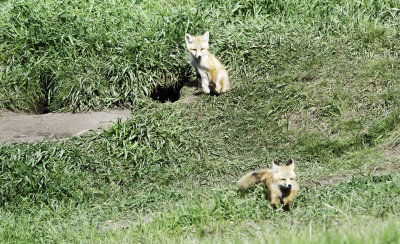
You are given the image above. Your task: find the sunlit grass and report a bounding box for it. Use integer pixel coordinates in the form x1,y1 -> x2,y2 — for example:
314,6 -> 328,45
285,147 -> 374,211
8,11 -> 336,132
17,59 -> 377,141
0,0 -> 400,242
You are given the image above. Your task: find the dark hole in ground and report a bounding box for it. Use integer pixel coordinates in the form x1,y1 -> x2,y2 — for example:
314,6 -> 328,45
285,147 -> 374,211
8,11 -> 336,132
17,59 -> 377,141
150,84 -> 183,103
150,67 -> 194,103
31,96 -> 52,114
30,71 -> 54,114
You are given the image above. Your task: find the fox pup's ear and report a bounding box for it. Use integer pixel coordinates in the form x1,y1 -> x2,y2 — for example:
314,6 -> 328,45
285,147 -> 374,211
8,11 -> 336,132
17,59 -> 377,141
202,31 -> 209,42
272,160 -> 279,172
285,159 -> 295,170
285,159 -> 293,166
185,33 -> 193,44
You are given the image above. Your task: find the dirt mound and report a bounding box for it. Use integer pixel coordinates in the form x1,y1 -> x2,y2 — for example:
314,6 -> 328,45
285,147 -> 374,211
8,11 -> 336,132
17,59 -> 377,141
0,110 -> 131,143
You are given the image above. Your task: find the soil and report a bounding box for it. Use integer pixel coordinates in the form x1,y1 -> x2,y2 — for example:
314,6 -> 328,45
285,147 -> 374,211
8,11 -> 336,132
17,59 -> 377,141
0,82 -> 201,144
0,110 -> 131,143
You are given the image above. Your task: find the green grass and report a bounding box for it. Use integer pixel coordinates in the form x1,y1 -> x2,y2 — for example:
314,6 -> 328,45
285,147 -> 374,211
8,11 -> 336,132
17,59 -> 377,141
1,0 -> 400,242
1,0 -> 399,113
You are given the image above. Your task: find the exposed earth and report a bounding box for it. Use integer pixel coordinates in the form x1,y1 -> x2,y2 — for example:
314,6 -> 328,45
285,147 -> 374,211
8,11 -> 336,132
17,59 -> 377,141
0,83 -> 200,144
0,110 -> 131,143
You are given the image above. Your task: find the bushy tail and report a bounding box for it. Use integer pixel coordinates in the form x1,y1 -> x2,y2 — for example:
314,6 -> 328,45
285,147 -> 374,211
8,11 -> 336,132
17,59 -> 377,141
237,170 -> 269,189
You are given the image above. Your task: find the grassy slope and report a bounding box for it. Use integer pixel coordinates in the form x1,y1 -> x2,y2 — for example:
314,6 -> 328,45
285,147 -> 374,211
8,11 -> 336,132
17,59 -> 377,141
1,0 -> 400,242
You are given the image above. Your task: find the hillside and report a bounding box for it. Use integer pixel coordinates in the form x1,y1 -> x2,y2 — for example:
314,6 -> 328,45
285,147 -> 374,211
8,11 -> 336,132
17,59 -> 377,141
1,0 -> 400,242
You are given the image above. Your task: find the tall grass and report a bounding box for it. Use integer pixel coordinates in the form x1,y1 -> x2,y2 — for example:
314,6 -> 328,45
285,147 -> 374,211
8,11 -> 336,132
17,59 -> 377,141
0,105 -> 198,207
0,0 -> 400,242
1,0 -> 399,112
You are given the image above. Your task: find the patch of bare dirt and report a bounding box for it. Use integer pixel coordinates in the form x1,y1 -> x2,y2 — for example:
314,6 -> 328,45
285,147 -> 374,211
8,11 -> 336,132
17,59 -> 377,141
175,80 -> 199,104
307,174 -> 353,187
382,136 -> 400,160
0,110 -> 130,143
306,164 -> 400,187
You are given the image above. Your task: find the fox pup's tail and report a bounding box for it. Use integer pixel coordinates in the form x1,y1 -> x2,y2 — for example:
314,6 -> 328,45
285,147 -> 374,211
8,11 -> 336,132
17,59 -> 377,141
237,170 -> 269,189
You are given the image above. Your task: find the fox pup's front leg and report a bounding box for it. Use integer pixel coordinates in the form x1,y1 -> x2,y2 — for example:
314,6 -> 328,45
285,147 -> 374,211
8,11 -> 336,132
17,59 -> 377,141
282,198 -> 292,211
282,190 -> 297,211
268,187 -> 282,210
195,71 -> 201,92
271,195 -> 292,211
195,70 -> 210,94
196,70 -> 210,94
270,196 -> 281,210
200,75 -> 210,94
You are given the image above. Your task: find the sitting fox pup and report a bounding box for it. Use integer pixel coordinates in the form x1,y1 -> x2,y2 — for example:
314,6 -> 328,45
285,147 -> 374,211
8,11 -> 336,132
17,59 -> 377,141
185,31 -> 230,94
237,159 -> 299,211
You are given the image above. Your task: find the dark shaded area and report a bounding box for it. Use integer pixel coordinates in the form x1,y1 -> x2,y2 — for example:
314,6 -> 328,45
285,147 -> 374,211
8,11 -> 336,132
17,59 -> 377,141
32,99 -> 48,114
150,67 -> 195,103
150,84 -> 184,103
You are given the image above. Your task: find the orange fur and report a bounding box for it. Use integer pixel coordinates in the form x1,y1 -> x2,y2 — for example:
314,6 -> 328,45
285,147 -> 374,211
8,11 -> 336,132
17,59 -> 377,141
237,159 -> 299,211
185,31 -> 230,94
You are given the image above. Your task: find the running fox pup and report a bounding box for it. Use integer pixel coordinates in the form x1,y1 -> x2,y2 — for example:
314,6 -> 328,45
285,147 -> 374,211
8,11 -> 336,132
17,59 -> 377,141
237,159 -> 299,211
185,31 -> 230,94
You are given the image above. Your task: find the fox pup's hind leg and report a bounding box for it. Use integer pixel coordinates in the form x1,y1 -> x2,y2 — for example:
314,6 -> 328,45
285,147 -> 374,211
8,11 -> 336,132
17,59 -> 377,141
215,71 -> 223,94
220,71 -> 230,93
215,70 -> 229,94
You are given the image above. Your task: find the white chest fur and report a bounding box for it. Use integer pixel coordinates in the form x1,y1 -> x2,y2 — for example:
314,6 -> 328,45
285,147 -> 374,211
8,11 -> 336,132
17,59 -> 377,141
189,53 -> 209,71
188,53 -> 211,93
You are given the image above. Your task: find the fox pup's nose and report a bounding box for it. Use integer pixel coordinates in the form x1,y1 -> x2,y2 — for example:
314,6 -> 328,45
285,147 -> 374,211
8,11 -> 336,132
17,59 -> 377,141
287,184 -> 292,188
196,54 -> 202,58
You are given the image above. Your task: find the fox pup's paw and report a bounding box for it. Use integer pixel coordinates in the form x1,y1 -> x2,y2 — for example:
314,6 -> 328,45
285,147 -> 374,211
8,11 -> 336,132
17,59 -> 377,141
194,87 -> 210,94
202,87 -> 211,94
193,88 -> 202,95
193,88 -> 208,95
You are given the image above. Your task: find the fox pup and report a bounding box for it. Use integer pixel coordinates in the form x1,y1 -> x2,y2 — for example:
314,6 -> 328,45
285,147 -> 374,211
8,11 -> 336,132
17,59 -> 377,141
185,31 -> 230,94
237,159 -> 299,211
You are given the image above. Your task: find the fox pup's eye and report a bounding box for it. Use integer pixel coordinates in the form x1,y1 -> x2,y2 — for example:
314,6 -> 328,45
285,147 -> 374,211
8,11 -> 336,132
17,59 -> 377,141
290,178 -> 294,180
201,48 -> 205,51
280,178 -> 285,181
191,49 -> 196,51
